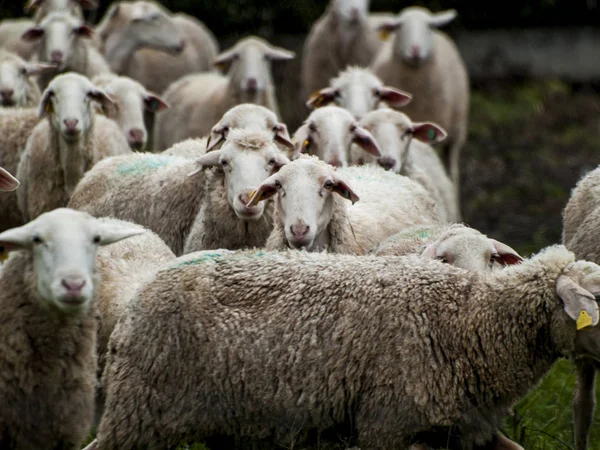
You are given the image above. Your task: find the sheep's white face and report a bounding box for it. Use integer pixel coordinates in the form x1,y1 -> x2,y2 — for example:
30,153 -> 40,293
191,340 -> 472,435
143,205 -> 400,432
104,1 -> 184,56
0,209 -> 142,313
248,157 -> 359,251
99,76 -> 167,150
332,0 -> 369,23
40,73 -> 113,141
0,57 -> 53,107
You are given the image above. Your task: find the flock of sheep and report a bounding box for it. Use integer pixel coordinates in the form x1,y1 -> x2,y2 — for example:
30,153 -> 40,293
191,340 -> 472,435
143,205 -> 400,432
0,0 -> 598,449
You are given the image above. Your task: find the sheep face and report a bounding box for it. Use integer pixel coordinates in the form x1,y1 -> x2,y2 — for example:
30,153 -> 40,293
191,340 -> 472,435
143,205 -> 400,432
331,0 -> 369,24
22,12 -> 94,71
293,106 -> 380,168
249,156 -> 359,251
214,37 -> 294,98
0,54 -> 54,107
39,72 -> 114,141
0,209 -> 142,313
378,7 -> 456,66
193,130 -> 289,221
355,108 -> 446,173
98,76 -> 168,150
307,68 -> 411,120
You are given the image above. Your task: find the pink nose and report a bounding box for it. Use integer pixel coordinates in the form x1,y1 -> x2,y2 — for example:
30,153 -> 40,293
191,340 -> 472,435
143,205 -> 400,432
329,158 -> 342,168
378,156 -> 396,171
246,78 -> 258,91
410,45 -> 421,58
176,39 -> 186,52
0,88 -> 13,100
239,192 -> 252,206
128,128 -> 144,144
63,118 -> 78,131
61,277 -> 86,294
290,223 -> 310,240
50,50 -> 63,63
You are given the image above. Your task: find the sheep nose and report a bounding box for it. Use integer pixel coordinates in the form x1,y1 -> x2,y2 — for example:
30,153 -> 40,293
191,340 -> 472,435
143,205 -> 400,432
176,39 -> 186,52
63,118 -> 79,131
0,88 -> 14,100
410,45 -> 421,58
128,128 -> 145,147
329,157 -> 342,168
378,157 -> 396,171
290,223 -> 310,240
61,277 -> 86,294
351,7 -> 360,19
246,78 -> 258,92
238,192 -> 252,206
50,50 -> 63,63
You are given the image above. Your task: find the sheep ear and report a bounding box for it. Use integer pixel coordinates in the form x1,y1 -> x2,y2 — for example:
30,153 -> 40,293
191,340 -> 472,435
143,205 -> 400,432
0,167 -> 19,192
270,154 -> 290,173
75,24 -> 94,38
144,93 -> 169,112
188,150 -> 221,177
490,239 -> 523,266
273,124 -> 294,151
411,122 -> 447,144
214,48 -> 238,71
292,123 -> 311,157
247,174 -> 279,206
331,175 -> 359,204
421,243 -> 438,260
22,62 -> 57,76
206,126 -> 228,152
0,222 -> 35,253
24,0 -> 43,13
306,87 -> 338,109
93,221 -> 145,246
377,19 -> 401,41
21,26 -> 44,41
264,45 -> 295,61
352,126 -> 381,157
88,89 -> 115,110
39,89 -> 54,118
556,275 -> 599,330
377,87 -> 412,108
428,9 -> 457,28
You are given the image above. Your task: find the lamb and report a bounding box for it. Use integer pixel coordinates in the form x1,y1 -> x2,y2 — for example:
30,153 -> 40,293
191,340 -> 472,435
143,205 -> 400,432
371,6 -> 469,200
249,155 -> 439,254
292,105 -> 381,167
16,72 -> 131,222
25,0 -> 98,23
95,1 -> 216,96
153,36 -> 295,151
350,108 -> 459,222
0,167 -> 19,192
69,128 -> 289,256
0,108 -> 42,231
0,50 -> 56,108
302,0 -> 383,100
21,12 -> 111,90
86,244 -> 600,450
306,66 -> 412,120
0,208 -> 143,450
92,73 -> 168,150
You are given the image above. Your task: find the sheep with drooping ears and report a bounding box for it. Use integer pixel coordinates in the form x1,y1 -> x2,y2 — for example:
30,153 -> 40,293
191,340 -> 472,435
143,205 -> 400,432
87,244 -> 600,450
153,36 -> 294,151
371,6 -> 469,202
0,50 -> 56,108
249,155 -> 439,254
16,72 -> 131,222
0,208 -> 143,450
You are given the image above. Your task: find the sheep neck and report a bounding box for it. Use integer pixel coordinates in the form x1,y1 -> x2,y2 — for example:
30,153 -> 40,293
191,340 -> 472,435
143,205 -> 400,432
103,30 -> 139,74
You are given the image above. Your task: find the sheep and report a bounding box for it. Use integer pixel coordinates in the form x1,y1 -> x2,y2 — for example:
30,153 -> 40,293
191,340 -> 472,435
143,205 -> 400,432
301,0 -> 383,100
16,72 -> 132,222
292,105 -> 382,168
248,155 -> 439,254
21,12 -> 111,91
0,208 -> 143,450
306,66 -> 412,120
87,244 -> 600,450
0,108 -> 42,231
0,167 -> 19,192
0,50 -> 56,108
153,36 -> 295,151
0,19 -> 37,61
25,0 -> 98,23
371,6 -> 469,200
92,73 -> 168,150
350,108 -> 459,222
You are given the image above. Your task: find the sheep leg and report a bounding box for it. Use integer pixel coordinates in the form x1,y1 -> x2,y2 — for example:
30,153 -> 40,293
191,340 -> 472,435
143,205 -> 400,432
574,359 -> 596,450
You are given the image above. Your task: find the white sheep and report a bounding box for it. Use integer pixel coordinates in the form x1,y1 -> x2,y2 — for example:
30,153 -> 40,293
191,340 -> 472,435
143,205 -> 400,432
153,36 -> 295,151
92,73 -> 168,150
0,50 -> 55,108
306,66 -> 412,120
95,1 -> 217,97
88,245 -> 600,450
25,0 -> 97,23
248,155 -> 439,254
16,72 -> 132,222
21,12 -> 111,90
292,105 -> 381,167
301,0 -> 382,100
371,6 -> 469,200
0,208 -> 143,450
350,108 -> 459,222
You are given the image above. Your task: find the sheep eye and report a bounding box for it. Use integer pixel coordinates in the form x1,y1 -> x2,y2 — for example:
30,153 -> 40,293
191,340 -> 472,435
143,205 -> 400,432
274,180 -> 282,190
220,159 -> 229,166
324,180 -> 334,189
93,236 -> 101,244
308,123 -> 317,133
268,158 -> 277,166
32,235 -> 43,244
594,294 -> 600,303
349,124 -> 357,132
436,255 -> 447,263
373,88 -> 381,97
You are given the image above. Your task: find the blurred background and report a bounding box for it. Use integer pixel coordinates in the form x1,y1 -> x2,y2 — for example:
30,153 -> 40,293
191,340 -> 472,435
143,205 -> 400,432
3,0 -> 600,448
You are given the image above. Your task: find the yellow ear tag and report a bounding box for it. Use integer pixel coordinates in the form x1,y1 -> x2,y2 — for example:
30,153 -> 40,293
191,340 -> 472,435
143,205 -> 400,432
379,29 -> 391,41
249,190 -> 260,205
0,248 -> 8,262
577,310 -> 593,330
215,62 -> 226,71
45,102 -> 53,114
308,90 -> 325,107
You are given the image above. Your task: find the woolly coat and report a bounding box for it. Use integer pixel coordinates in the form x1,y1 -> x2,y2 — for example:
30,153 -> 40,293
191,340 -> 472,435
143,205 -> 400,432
0,251 -> 98,450
0,51 -> 43,108
562,165 -> 600,248
17,114 -> 131,222
95,245 -> 582,450
68,153 -> 203,256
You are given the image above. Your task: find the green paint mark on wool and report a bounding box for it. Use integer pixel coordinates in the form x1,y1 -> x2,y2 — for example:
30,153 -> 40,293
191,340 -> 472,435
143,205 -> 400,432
169,250 -> 269,269
396,226 -> 433,240
117,156 -> 173,175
